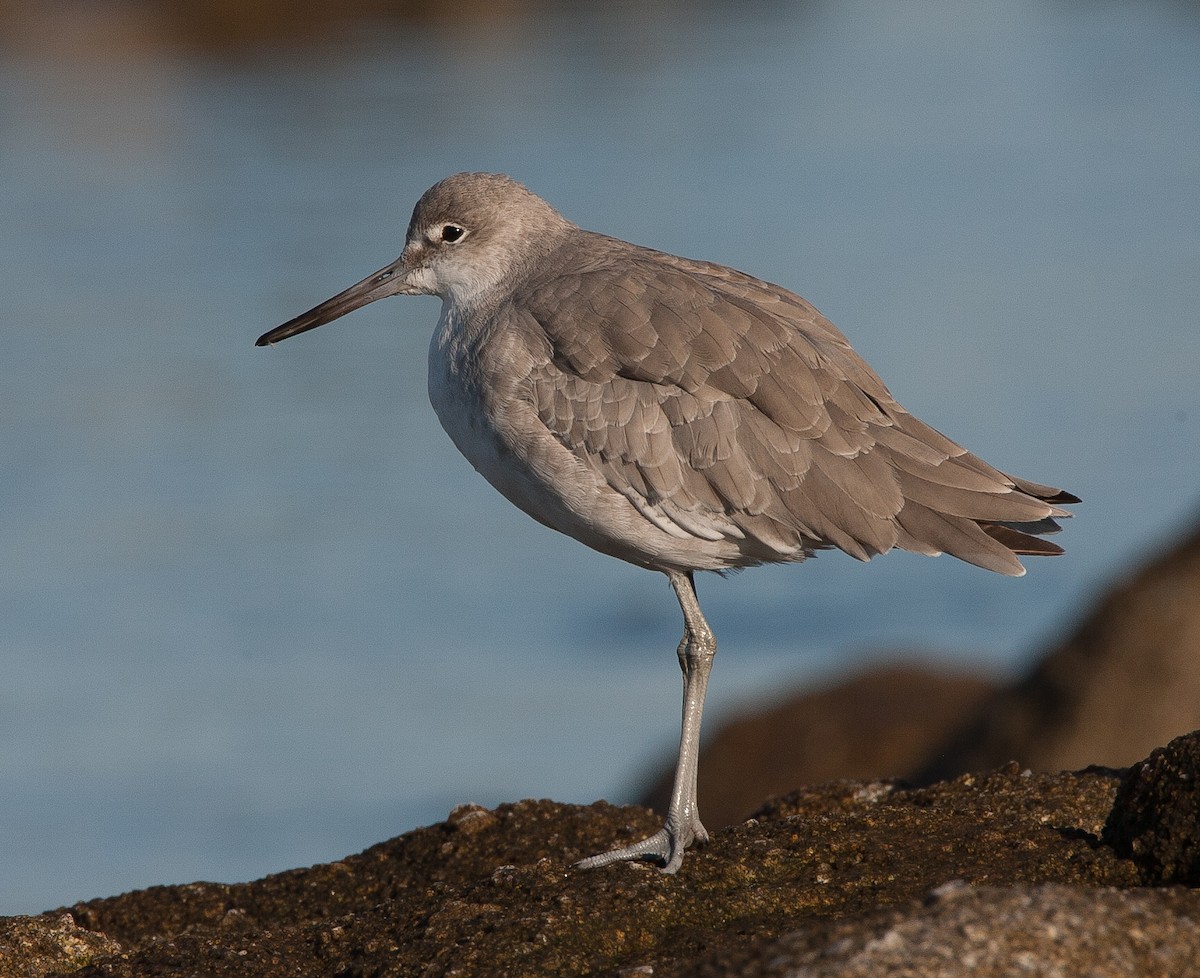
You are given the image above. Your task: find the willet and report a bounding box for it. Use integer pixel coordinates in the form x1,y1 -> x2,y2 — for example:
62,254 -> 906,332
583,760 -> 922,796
256,172 -> 1077,873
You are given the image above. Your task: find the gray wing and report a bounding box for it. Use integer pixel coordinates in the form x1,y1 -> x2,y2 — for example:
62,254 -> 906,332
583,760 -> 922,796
517,235 -> 1074,575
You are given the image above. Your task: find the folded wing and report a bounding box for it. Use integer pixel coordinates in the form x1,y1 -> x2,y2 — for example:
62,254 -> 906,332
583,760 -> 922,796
518,235 -> 1076,575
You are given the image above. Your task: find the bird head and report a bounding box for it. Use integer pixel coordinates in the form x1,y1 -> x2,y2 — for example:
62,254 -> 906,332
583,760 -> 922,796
255,172 -> 573,347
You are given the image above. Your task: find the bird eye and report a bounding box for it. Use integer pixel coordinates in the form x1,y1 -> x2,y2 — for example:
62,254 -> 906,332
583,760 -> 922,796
440,224 -> 465,243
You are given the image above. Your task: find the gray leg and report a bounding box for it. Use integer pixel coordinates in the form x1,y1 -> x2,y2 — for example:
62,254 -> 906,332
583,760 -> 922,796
574,570 -> 714,873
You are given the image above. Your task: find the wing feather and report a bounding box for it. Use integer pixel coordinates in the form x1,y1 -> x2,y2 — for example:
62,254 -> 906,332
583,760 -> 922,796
513,232 -> 1074,571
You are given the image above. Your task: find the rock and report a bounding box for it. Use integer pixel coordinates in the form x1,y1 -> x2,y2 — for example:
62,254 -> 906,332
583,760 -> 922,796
0,912 -> 123,978
706,883 -> 1200,977
11,745 -> 1186,977
922,515 -> 1200,779
1105,730 -> 1200,885
639,664 -> 997,828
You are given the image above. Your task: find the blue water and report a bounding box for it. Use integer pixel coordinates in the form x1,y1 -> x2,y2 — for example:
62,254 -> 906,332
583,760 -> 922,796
1,1 -> 1198,914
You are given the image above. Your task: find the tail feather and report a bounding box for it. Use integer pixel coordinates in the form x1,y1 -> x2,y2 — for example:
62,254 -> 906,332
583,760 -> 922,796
891,474 -> 1078,573
977,478 -> 1078,562
981,523 -> 1067,557
1008,476 -> 1081,507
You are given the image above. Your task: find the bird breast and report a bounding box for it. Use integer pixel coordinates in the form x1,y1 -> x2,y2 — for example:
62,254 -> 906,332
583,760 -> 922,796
425,300 -> 749,573
427,300 -> 592,538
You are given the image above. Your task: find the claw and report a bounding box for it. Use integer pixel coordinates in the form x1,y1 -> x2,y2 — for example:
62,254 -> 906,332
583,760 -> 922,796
573,815 -> 708,874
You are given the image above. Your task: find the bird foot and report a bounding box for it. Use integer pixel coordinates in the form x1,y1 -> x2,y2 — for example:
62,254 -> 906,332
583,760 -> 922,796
573,815 -> 709,874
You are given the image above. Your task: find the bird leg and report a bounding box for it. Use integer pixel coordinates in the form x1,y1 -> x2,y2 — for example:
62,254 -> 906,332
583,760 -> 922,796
574,570 -> 714,873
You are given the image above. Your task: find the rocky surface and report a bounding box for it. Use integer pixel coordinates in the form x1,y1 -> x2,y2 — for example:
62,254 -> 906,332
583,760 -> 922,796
1105,731 -> 1200,886
4,734 -> 1200,976
715,882 -> 1200,978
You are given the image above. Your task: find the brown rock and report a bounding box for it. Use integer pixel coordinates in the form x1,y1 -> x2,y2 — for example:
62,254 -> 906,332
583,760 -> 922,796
705,883 -> 1200,978
1105,729 -> 1200,885
8,749 -> 1168,977
923,515 -> 1200,779
0,912 -> 123,978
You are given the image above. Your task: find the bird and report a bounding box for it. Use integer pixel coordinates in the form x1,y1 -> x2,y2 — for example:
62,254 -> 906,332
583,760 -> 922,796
256,172 -> 1077,873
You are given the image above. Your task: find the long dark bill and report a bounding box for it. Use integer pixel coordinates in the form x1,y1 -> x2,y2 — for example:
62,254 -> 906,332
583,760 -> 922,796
255,262 -> 402,347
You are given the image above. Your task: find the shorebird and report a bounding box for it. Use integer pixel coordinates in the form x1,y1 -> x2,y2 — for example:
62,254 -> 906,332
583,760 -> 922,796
256,172 -> 1076,873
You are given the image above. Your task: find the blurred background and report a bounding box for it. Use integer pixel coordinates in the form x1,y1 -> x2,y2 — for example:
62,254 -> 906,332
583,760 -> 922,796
1,0 -> 1197,915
